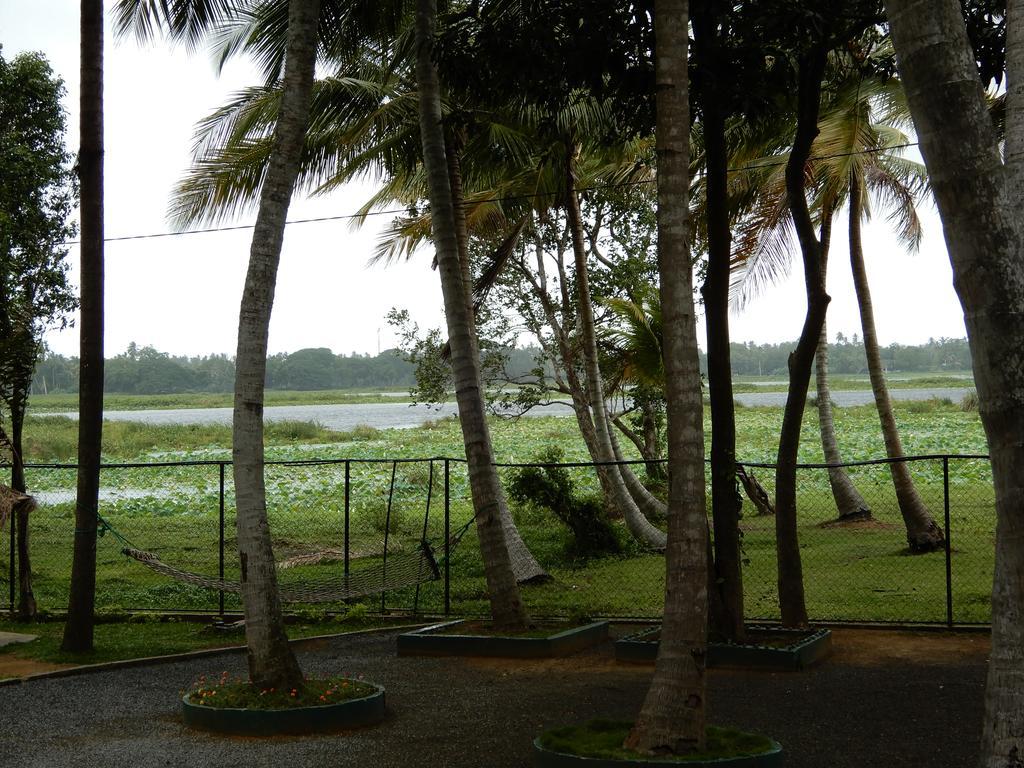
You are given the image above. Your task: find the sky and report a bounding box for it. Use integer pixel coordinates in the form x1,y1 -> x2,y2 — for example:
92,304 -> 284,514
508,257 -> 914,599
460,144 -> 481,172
1,1 -> 968,361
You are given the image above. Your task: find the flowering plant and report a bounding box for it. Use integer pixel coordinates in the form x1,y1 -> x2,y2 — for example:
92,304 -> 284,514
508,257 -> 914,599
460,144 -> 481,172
185,672 -> 374,710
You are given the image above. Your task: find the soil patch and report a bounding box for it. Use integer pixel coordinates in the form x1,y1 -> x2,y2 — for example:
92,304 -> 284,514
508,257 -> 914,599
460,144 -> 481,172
829,628 -> 989,666
819,518 -> 897,531
433,621 -> 577,638
0,656 -> 74,680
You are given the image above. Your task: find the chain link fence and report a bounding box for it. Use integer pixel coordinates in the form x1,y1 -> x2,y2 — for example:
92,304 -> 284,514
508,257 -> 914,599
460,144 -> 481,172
1,454 -> 995,625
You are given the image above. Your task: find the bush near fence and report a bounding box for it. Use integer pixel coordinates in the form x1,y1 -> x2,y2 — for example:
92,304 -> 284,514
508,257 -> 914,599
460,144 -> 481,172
1,455 -> 993,625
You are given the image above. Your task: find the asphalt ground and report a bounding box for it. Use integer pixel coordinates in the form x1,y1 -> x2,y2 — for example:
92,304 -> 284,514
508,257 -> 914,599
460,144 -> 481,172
0,627 -> 989,768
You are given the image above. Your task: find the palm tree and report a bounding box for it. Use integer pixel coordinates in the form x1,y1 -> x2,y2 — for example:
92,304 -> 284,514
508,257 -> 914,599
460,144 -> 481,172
121,0 -> 538,623
624,0 -> 708,752
884,2 -> 1024,764
814,201 -> 873,521
804,61 -> 943,550
730,57 -> 943,549
413,0 -> 527,629
115,0 -> 322,688
62,0 -> 105,653
833,83 -> 943,548
230,0 -> 320,690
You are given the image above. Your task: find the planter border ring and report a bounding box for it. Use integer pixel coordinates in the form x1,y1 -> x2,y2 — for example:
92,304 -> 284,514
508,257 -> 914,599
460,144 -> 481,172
533,736 -> 784,767
181,681 -> 386,736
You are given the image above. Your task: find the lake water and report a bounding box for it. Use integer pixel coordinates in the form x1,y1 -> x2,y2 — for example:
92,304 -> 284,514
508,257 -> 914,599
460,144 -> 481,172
43,387 -> 973,431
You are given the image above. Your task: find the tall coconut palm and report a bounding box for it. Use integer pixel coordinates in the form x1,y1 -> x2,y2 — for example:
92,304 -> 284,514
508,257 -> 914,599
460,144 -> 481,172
723,99 -> 873,526
116,0 -> 322,687
121,0 -> 539,617
884,2 -> 1024,764
62,0 -> 105,653
413,0 -> 527,629
814,201 -> 873,521
729,58 -> 943,549
230,0 -> 320,690
624,0 -> 708,752
802,62 -> 943,550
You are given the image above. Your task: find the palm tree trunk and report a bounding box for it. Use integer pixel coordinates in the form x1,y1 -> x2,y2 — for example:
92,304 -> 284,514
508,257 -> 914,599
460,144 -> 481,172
815,207 -> 871,521
529,240 -> 623,517
774,51 -> 830,629
608,424 -> 666,521
10,400 -> 36,619
446,129 -> 547,584
694,3 -> 745,642
62,0 -> 104,653
232,0 -> 320,690
415,0 -> 527,629
625,0 -> 706,752
885,3 -> 1024,764
848,173 -> 942,549
563,163 -> 666,551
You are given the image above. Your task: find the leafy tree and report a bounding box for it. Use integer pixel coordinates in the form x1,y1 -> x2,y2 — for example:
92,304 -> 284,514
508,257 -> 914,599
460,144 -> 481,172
0,49 -> 78,618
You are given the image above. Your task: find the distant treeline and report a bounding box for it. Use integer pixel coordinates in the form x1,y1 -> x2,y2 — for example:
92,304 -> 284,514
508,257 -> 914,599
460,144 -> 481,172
31,336 -> 972,395
31,342 -> 543,395
728,335 -> 972,376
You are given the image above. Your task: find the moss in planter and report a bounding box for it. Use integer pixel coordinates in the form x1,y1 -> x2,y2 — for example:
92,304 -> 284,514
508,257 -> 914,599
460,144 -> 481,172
186,675 -> 376,710
539,720 -> 775,762
433,621 -> 585,638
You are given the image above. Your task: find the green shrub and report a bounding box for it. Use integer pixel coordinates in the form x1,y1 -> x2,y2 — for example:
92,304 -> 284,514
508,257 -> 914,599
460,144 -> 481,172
904,396 -> 955,414
507,448 -> 620,559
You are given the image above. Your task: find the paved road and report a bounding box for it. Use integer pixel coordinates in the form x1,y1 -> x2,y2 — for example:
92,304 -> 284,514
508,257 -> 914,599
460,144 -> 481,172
0,627 -> 988,768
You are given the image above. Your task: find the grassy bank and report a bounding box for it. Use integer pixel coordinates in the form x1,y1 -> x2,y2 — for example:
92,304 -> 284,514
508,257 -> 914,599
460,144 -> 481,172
19,396 -> 988,464
731,372 -> 974,393
5,398 -> 994,625
24,371 -> 974,412
25,388 -> 425,413
20,416 -> 381,463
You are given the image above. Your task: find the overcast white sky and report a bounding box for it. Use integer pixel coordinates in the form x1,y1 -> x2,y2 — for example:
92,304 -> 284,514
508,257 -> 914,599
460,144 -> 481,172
1,1 -> 968,360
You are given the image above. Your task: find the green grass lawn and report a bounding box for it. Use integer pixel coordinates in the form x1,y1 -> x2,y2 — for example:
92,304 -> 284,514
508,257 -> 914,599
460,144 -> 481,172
3,399 -> 995,625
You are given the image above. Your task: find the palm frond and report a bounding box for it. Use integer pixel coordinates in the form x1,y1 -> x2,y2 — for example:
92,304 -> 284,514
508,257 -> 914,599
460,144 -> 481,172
113,0 -> 251,50
472,215 -> 531,307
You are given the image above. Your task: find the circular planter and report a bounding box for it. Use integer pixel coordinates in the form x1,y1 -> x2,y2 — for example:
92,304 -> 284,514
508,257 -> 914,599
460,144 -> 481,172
533,731 -> 783,768
182,682 -> 385,736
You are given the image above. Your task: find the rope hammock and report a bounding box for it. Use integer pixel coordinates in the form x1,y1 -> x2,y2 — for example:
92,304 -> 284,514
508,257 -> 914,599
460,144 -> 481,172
120,540 -> 443,603
103,460 -> 476,604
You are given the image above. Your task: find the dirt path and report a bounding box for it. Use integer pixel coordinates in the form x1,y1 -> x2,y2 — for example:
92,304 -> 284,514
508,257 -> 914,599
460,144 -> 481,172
0,656 -> 72,680
829,628 -> 990,665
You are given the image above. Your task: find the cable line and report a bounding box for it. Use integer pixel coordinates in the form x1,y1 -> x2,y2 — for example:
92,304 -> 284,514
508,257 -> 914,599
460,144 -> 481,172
63,141 -> 919,246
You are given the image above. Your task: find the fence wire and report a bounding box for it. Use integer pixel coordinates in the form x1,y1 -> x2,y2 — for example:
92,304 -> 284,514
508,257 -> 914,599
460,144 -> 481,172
1,454 -> 995,625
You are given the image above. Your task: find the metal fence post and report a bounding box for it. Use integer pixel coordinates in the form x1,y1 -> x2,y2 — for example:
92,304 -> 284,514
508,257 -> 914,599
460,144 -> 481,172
219,462 -> 226,617
444,458 -> 450,617
381,461 -> 397,615
8,505 -> 15,614
943,456 -> 953,628
344,460 -> 350,580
